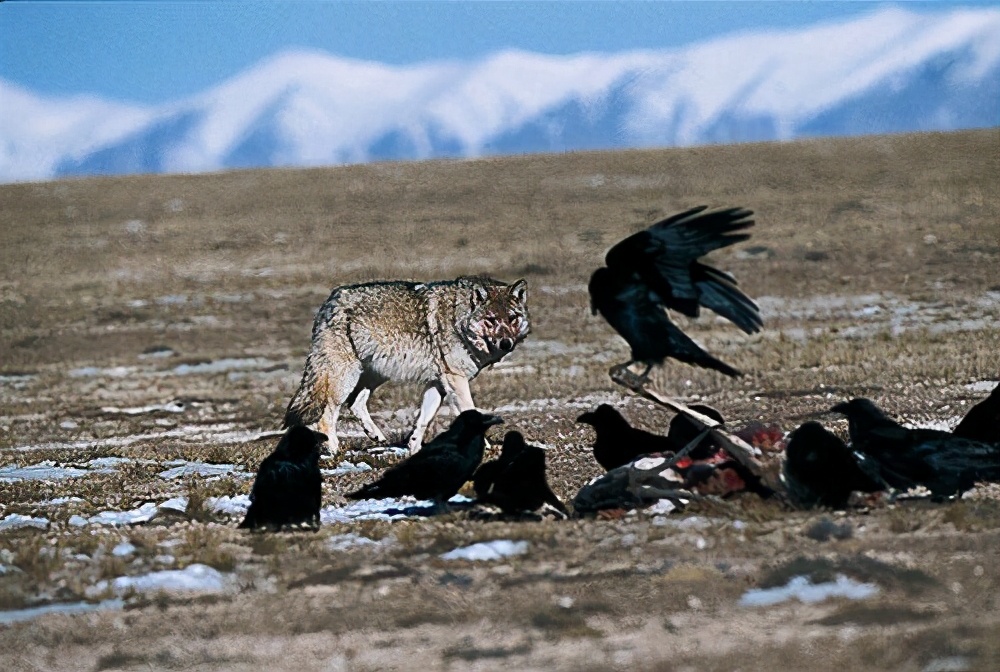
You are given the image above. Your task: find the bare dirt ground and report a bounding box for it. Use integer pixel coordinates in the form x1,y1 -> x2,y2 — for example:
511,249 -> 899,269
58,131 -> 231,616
0,129 -> 998,671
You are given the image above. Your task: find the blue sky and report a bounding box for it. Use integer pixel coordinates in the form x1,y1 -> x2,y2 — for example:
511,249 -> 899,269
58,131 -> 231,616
1,1 -> 996,104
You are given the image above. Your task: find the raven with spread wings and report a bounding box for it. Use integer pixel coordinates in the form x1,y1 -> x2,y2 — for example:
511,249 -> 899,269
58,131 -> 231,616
588,205 -> 762,383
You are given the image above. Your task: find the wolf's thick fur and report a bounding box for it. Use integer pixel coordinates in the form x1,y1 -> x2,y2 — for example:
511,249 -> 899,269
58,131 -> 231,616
284,276 -> 529,453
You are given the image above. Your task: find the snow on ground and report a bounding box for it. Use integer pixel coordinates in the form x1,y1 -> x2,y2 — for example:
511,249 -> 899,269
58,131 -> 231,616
0,599 -> 124,626
158,460 -> 252,480
100,401 -> 186,415
89,564 -> 234,597
440,540 -> 529,561
965,380 -> 999,393
14,423 -> 267,452
0,462 -> 90,482
327,533 -> 386,551
739,574 -> 878,607
0,514 -> 50,531
322,461 -> 374,476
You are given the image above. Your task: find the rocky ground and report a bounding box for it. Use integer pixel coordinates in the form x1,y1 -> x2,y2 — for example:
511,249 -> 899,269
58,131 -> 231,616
0,129 -> 998,671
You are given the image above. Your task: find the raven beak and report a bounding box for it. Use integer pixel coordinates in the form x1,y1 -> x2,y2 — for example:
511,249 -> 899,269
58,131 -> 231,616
482,414 -> 504,427
828,401 -> 850,415
576,412 -> 593,423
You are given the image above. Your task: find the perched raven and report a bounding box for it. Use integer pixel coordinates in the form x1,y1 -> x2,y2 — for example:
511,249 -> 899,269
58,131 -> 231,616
664,403 -> 726,461
830,398 -> 1000,499
577,403 -> 723,470
239,425 -> 326,531
473,431 -> 567,516
347,410 -> 502,502
953,383 -> 1000,445
577,404 -> 676,470
588,205 -> 762,381
782,421 -> 885,509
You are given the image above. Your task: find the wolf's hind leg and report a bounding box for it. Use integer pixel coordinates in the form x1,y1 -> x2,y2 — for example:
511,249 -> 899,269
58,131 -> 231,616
312,354 -> 364,457
408,383 -> 444,454
316,404 -> 342,455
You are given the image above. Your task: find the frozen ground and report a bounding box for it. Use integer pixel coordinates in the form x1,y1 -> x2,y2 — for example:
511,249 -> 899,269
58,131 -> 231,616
1,131 -> 998,670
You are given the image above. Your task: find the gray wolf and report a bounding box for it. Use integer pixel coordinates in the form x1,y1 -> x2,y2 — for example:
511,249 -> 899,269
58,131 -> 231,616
284,276 -> 529,454
346,409 -> 503,503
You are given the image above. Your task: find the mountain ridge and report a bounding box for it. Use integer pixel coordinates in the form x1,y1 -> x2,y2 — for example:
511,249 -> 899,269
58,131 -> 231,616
2,7 -> 998,183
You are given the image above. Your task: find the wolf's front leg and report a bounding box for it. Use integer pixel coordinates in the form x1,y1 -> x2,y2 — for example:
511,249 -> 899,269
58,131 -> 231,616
349,388 -> 388,443
442,372 -> 475,412
441,373 -> 493,449
408,384 -> 444,454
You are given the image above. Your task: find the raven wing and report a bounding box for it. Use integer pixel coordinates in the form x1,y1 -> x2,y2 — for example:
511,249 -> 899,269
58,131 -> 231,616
604,206 -> 759,333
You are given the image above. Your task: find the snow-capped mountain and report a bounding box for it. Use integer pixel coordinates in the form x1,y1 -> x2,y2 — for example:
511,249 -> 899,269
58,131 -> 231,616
2,7 -> 998,183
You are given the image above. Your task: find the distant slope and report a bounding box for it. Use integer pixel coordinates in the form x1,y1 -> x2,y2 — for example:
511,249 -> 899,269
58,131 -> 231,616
1,7 -> 998,183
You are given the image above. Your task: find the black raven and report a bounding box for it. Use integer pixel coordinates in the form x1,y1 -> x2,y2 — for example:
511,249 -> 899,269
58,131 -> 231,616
588,205 -> 762,382
473,431 -> 567,516
347,410 -> 502,502
577,404 -> 676,470
665,403 -> 726,460
577,403 -> 723,470
782,421 -> 885,509
239,425 -> 326,531
830,398 -> 1000,499
952,383 -> 1000,445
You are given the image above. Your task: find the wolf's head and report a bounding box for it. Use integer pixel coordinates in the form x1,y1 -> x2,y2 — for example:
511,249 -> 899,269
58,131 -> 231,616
457,277 -> 530,361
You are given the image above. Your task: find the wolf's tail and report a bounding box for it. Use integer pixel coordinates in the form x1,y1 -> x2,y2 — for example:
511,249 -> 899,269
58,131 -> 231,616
282,358 -> 323,429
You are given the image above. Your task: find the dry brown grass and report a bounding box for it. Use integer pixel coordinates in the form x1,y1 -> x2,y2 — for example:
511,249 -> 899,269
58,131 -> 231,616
0,130 -> 998,671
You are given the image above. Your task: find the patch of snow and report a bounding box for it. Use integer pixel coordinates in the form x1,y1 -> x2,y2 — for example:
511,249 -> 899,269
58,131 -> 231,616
86,503 -> 159,526
68,515 -> 89,527
137,347 -> 176,360
322,461 -> 374,476
101,401 -> 186,415
84,457 -> 135,470
327,533 -> 383,551
38,496 -> 85,507
965,380 -> 999,393
0,514 -> 50,531
739,574 -> 878,607
906,418 -> 961,432
59,420 -> 78,430
112,542 -> 136,557
317,494 -> 471,524
92,563 -> 233,597
441,540 -> 529,561
14,422 -> 262,452
0,462 -> 89,482
0,599 -> 124,625
170,357 -> 278,376
320,498 -> 430,524
206,494 -> 251,516
68,366 -> 136,378
158,461 -> 248,480
157,497 -> 189,514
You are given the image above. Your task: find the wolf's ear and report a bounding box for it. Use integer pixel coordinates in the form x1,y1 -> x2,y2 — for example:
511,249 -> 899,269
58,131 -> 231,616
509,278 -> 527,304
472,284 -> 490,306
